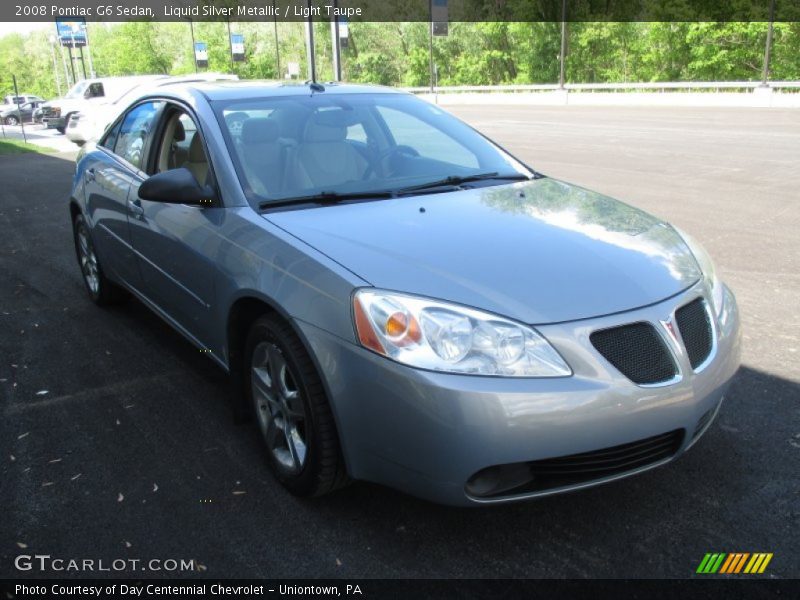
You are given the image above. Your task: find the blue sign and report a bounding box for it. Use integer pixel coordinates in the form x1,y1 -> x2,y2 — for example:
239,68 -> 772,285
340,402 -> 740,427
231,34 -> 245,62
56,19 -> 87,47
194,42 -> 208,68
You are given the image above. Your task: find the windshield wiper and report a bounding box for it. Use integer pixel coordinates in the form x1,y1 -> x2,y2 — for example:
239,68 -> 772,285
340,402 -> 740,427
395,172 -> 532,195
259,189 -> 395,210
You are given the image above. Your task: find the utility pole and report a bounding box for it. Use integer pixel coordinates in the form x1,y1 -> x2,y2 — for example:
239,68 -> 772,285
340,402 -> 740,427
59,43 -> 71,88
273,0 -> 280,78
227,20 -> 234,72
761,0 -> 776,86
67,45 -> 77,85
330,0 -> 341,81
304,0 -> 316,82
13,75 -> 27,143
49,35 -> 62,96
84,24 -> 95,77
189,20 -> 198,73
78,46 -> 88,79
428,0 -> 435,92
559,0 -> 567,88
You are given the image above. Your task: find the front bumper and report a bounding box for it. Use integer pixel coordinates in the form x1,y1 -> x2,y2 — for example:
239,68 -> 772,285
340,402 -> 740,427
297,282 -> 741,506
43,116 -> 65,129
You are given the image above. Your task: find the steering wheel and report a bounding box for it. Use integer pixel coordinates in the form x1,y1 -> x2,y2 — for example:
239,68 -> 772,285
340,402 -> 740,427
362,145 -> 420,180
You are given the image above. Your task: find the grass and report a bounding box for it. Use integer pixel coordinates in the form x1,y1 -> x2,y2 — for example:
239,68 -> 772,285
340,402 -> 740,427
0,138 -> 57,155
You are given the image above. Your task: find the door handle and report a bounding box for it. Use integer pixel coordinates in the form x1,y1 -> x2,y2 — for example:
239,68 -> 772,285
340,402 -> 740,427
85,167 -> 95,182
127,199 -> 144,217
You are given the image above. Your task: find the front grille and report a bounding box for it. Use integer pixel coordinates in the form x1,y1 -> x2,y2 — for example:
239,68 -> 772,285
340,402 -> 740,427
526,430 -> 684,492
675,298 -> 713,369
591,322 -> 676,384
466,430 -> 685,498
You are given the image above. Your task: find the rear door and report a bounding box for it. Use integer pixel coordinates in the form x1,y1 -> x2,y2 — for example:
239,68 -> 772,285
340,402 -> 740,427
83,101 -> 164,289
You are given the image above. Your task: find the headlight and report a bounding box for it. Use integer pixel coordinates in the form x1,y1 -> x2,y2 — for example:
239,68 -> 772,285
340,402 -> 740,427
675,227 -> 725,318
353,289 -> 571,377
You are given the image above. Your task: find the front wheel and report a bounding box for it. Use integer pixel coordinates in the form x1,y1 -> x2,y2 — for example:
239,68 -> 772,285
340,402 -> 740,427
5,115 -> 19,126
245,314 -> 348,497
72,214 -> 128,306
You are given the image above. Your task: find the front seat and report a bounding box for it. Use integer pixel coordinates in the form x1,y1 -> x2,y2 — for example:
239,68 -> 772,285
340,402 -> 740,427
183,133 -> 209,186
294,110 -> 368,190
165,119 -> 186,170
240,118 -> 286,196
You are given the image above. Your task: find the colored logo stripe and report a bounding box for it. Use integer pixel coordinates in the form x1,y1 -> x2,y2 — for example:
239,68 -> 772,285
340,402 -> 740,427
697,553 -> 773,574
744,553 -> 773,574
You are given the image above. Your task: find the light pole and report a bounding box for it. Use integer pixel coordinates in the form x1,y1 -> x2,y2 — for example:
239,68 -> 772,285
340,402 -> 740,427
273,0 -> 280,78
304,0 -> 316,82
189,19 -> 198,73
428,0 -> 435,92
330,0 -> 342,81
761,0 -> 776,86
559,0 -> 567,88
49,34 -> 62,96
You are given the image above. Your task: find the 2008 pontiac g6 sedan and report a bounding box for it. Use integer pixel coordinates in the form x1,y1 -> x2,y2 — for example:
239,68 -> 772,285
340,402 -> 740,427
69,81 -> 741,505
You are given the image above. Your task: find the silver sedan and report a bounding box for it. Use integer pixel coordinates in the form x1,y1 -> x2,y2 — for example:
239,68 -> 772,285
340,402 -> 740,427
68,82 -> 740,505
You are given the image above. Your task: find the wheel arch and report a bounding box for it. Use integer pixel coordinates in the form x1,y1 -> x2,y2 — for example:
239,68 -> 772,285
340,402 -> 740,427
224,292 -> 351,475
225,290 -> 351,473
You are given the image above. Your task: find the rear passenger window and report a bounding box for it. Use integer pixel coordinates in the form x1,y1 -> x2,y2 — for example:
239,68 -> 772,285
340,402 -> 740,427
114,101 -> 163,170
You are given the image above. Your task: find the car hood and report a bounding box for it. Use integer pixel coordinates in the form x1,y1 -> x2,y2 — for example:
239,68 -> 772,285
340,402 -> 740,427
265,178 -> 702,324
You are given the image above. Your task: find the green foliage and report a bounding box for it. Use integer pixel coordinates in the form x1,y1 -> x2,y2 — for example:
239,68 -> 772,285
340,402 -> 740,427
1,20 -> 799,98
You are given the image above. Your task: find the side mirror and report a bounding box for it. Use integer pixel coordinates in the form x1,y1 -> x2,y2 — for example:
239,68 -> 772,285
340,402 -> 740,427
138,168 -> 216,206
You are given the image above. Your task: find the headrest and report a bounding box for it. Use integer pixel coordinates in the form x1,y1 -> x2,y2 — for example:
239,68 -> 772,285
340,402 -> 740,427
188,133 -> 205,162
242,118 -> 279,144
303,109 -> 359,143
173,119 -> 185,142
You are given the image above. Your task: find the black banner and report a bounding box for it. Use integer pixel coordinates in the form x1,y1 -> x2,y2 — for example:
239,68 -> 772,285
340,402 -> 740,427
4,0 -> 800,23
1,579 -> 796,599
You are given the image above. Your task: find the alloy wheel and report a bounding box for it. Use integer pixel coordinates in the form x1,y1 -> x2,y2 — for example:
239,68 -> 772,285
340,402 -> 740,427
77,226 -> 100,295
251,341 -> 308,473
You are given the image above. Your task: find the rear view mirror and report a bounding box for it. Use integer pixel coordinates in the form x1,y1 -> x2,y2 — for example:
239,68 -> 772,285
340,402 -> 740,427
138,168 -> 216,206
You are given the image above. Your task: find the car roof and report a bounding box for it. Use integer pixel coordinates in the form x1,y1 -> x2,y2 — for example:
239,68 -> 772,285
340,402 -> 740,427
147,80 -> 408,102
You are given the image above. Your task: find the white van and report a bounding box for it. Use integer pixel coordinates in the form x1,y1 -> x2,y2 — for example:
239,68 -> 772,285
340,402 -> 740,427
41,76 -> 166,133
65,73 -> 238,145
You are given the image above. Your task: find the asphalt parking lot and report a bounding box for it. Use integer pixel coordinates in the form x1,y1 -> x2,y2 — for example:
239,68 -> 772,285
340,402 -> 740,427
1,105 -> 798,580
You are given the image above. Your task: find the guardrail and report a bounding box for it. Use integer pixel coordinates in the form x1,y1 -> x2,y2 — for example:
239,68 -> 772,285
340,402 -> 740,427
403,81 -> 800,94
403,81 -> 800,108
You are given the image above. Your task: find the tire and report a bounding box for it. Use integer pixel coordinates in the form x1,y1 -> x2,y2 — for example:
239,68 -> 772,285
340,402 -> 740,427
72,214 -> 128,306
5,116 -> 18,126
245,314 -> 349,497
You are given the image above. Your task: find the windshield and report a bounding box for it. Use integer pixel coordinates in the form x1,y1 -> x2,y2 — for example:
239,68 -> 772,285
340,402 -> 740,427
213,92 -> 533,207
65,81 -> 89,99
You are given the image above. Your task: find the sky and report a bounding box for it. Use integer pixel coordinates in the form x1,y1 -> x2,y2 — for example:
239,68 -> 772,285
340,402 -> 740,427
0,21 -> 53,39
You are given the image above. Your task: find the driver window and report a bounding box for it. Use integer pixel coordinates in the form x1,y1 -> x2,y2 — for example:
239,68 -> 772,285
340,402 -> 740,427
114,101 -> 163,171
156,109 -> 209,186
85,82 -> 104,99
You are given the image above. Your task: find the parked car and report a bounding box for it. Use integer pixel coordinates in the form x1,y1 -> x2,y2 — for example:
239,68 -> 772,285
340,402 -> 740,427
0,94 -> 44,109
69,82 -> 741,506
42,76 -> 164,133
1,100 -> 43,125
66,73 -> 238,146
